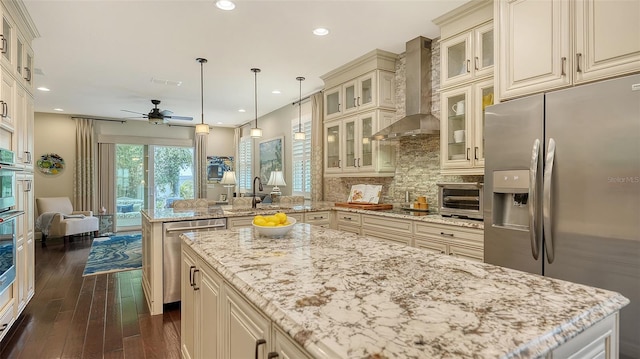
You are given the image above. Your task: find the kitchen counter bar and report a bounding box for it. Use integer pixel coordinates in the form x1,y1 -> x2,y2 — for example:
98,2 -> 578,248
182,224 -> 628,358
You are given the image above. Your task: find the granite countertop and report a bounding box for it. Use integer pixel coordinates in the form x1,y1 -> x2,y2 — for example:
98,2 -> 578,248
141,201 -> 483,229
182,224 -> 628,359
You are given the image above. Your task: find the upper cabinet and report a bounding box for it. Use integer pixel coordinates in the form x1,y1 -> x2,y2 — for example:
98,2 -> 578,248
0,2 -> 37,95
434,0 -> 493,176
321,49 -> 398,177
497,0 -> 640,100
440,20 -> 494,88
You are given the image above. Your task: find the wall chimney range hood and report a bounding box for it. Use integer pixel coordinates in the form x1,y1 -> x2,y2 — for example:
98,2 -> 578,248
372,36 -> 439,140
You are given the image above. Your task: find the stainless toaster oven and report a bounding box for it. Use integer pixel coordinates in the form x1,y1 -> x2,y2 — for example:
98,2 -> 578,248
437,182 -> 483,220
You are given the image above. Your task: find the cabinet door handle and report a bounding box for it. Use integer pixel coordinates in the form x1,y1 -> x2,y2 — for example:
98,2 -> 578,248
338,159 -> 341,169
0,323 -> 7,332
466,147 -> 470,161
474,56 -> 479,70
189,265 -> 196,286
357,158 -> 360,167
192,269 -> 200,291
255,339 -> 267,359
0,35 -> 5,54
25,151 -> 31,164
24,67 -> 31,82
466,59 -> 471,73
356,96 -> 360,106
353,158 -> 357,167
576,53 -> 582,73
561,57 -> 566,76
474,147 -> 479,160
440,232 -> 454,237
267,352 -> 280,359
26,180 -> 32,192
2,101 -> 7,118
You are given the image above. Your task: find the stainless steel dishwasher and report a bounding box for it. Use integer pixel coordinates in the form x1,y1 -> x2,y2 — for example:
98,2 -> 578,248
163,218 -> 226,303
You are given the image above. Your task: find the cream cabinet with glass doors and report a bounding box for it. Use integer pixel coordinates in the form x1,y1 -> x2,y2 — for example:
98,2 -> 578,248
440,20 -> 494,89
440,79 -> 493,174
435,0 -> 493,175
497,0 -> 640,100
324,109 -> 395,177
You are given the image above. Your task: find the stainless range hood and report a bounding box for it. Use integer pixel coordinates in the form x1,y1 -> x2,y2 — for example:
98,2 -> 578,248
372,36 -> 439,140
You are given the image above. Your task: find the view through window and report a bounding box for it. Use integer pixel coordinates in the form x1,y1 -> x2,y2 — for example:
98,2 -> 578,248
115,144 -> 194,231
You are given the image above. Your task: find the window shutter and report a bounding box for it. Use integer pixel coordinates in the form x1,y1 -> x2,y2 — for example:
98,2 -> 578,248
238,136 -> 252,193
291,114 -> 312,198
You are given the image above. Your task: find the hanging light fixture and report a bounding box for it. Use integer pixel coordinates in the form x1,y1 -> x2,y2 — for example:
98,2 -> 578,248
250,68 -> 263,138
294,76 -> 306,141
195,58 -> 210,136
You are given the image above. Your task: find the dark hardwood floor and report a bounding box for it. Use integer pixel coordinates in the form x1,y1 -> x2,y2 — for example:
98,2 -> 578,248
0,236 -> 181,359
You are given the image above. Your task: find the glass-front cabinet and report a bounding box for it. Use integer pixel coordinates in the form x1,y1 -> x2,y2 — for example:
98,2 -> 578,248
324,121 -> 342,173
440,79 -> 493,174
440,20 -> 494,89
324,85 -> 342,121
324,110 -> 395,177
343,72 -> 375,115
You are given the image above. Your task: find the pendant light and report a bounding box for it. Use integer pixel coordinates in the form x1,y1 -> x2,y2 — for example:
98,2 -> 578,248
250,68 -> 263,138
294,76 -> 306,141
195,58 -> 210,136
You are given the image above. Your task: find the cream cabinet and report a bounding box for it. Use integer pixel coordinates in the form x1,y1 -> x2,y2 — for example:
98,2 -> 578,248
0,68 -> 14,130
334,211 -> 361,235
183,243 -> 314,359
304,211 -> 330,228
227,215 -> 254,229
413,222 -> 484,262
440,78 -> 493,174
440,21 -> 494,89
361,214 -> 413,246
497,0 -> 640,100
435,0 -> 493,176
15,83 -> 33,169
0,4 -> 16,72
323,85 -> 342,121
324,109 -> 396,177
14,173 -> 33,316
181,244 -> 222,359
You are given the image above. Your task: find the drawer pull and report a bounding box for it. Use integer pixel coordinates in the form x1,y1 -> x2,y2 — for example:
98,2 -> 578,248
0,323 -> 7,332
312,216 -> 324,220
255,339 -> 267,359
344,217 -> 352,221
192,269 -> 200,291
440,232 -> 454,237
268,352 -> 280,359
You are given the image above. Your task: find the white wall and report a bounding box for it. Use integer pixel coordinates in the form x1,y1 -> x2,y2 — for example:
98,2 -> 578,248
34,113 -> 236,203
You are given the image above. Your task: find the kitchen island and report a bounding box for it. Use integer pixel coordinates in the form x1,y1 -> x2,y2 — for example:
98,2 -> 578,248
181,224 -> 628,359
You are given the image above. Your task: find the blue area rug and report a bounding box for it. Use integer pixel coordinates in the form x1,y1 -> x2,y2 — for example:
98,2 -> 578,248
82,233 -> 142,277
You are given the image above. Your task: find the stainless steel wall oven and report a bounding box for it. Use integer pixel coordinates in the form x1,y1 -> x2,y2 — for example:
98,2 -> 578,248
0,148 -> 23,294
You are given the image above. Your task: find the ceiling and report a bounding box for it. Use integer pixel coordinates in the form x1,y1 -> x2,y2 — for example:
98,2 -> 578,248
23,0 -> 468,128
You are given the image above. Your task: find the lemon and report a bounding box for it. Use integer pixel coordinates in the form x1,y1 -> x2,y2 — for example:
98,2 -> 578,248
253,218 -> 267,226
275,212 -> 287,224
264,221 -> 276,227
253,215 -> 265,221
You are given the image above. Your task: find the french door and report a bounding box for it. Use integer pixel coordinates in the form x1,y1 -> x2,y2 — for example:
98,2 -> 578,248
115,144 -> 194,231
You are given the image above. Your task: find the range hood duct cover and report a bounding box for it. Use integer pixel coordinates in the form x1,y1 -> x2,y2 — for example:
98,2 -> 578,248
372,36 -> 439,141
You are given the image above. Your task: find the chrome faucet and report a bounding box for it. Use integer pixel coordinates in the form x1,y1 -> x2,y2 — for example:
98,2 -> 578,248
252,176 -> 263,208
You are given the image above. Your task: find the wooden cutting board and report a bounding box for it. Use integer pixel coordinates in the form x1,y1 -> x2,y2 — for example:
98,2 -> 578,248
334,202 -> 393,211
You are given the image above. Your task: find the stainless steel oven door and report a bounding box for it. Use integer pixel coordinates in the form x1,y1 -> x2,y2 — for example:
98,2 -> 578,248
0,169 -> 15,211
0,211 -> 22,294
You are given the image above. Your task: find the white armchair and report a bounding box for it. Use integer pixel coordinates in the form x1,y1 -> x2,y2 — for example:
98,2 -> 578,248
35,197 -> 99,241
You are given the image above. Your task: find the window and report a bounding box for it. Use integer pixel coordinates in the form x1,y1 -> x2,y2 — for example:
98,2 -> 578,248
291,113 -> 312,198
238,136 -> 252,193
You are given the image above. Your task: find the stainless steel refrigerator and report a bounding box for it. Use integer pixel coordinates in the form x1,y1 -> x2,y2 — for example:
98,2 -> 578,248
484,74 -> 640,359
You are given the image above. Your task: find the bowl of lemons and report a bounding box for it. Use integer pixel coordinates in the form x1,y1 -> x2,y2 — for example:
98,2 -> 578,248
252,213 -> 296,237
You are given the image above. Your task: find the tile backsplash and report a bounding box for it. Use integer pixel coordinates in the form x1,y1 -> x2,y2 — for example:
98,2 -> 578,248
322,38 -> 483,207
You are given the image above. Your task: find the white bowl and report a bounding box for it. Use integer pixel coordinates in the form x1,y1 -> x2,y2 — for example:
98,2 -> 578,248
252,217 -> 296,237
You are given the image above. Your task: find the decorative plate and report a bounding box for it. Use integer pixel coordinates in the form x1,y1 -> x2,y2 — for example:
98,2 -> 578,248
37,153 -> 65,175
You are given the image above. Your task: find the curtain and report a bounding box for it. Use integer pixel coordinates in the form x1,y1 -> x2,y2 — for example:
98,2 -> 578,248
74,118 -> 96,211
194,134 -> 207,199
97,143 -> 116,214
310,93 -> 324,202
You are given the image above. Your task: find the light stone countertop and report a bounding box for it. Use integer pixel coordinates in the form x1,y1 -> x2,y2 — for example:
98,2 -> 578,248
141,201 -> 484,229
181,224 -> 628,359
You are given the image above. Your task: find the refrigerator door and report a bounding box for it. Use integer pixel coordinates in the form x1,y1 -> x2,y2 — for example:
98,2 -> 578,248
484,94 -> 544,275
545,74 -> 640,359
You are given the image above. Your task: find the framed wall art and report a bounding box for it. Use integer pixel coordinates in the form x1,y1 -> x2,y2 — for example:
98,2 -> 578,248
259,136 -> 283,183
206,156 -> 234,183
37,153 -> 65,175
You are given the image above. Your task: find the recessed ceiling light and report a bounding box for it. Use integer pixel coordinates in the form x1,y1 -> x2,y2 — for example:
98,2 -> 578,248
238,109 -> 246,113
37,87 -> 50,92
272,90 -> 281,94
313,28 -> 329,36
54,108 -> 64,112
216,121 -> 223,125
216,0 -> 235,10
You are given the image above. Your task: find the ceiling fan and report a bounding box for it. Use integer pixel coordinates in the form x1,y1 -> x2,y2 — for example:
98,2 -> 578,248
122,99 -> 193,124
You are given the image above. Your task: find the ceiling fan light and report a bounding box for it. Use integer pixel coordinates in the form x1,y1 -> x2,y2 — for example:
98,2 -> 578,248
294,131 -> 306,141
195,123 -> 210,135
250,127 -> 263,138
